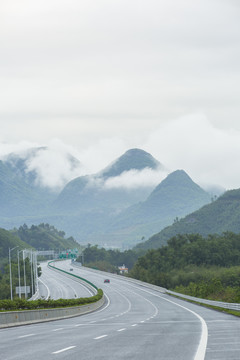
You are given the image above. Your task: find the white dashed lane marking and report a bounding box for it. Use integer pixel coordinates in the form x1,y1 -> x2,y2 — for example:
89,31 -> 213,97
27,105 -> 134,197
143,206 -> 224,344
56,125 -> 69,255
52,346 -> 76,354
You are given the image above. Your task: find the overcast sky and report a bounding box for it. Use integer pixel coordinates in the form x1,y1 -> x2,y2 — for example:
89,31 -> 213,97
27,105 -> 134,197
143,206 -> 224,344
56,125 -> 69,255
1,0 -> 240,190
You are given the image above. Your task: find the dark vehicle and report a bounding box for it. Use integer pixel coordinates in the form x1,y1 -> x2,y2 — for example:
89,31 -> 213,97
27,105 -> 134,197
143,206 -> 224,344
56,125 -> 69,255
104,279 -> 110,283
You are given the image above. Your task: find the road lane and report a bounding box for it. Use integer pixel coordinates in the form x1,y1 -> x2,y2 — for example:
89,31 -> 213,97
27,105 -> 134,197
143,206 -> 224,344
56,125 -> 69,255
37,261 -> 93,299
1,261 -> 239,360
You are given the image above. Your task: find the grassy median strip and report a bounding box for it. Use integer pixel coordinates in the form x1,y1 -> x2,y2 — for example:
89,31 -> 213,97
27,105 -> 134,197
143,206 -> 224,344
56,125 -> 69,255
0,260 -> 103,312
0,288 -> 103,311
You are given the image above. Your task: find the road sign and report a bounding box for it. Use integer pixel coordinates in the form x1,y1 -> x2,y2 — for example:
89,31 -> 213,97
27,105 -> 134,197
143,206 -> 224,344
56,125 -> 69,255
16,286 -> 30,294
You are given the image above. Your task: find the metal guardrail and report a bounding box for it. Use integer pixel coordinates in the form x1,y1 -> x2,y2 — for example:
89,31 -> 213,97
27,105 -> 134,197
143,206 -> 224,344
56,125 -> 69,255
167,290 -> 240,311
48,260 -> 98,294
73,262 -> 240,312
72,262 -> 166,293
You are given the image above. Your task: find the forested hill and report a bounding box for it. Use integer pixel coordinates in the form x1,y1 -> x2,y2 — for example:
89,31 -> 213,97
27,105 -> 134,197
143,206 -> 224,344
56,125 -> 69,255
134,188 -> 240,250
11,223 -> 81,251
0,224 -> 81,261
129,232 -> 240,302
100,148 -> 163,178
0,228 -> 28,259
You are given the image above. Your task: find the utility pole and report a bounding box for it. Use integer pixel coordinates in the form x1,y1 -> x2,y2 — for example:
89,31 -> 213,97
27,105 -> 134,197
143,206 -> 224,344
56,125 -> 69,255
23,250 -> 27,299
30,250 -> 34,296
17,250 -> 21,298
9,246 -> 19,300
18,250 -> 25,298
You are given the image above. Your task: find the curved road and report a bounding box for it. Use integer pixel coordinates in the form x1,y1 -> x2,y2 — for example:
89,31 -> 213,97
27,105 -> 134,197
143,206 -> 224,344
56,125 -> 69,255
1,260 -> 240,360
37,261 -> 93,299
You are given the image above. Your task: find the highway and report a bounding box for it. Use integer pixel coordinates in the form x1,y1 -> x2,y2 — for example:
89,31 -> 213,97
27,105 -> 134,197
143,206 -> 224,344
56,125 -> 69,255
37,261 -> 93,299
1,260 -> 240,360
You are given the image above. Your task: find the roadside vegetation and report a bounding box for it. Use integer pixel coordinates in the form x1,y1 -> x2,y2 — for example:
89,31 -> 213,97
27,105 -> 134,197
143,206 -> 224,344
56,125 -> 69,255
0,258 -> 41,300
77,244 -> 144,273
0,289 -> 103,311
129,232 -> 240,303
80,232 -> 240,304
0,224 -> 82,300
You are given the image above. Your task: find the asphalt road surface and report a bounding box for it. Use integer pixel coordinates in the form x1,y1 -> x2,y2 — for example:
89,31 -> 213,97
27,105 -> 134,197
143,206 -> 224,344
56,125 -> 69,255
37,261 -> 93,299
1,260 -> 239,360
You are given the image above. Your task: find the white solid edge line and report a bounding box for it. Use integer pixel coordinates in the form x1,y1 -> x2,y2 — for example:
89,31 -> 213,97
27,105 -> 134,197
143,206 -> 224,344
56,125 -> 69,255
38,276 -> 50,300
155,295 -> 208,360
94,292 -> 111,313
125,284 -> 208,360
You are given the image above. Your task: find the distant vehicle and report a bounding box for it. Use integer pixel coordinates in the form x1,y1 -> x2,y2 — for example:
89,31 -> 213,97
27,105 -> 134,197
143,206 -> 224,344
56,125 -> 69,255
104,279 -> 110,283
70,268 -> 73,271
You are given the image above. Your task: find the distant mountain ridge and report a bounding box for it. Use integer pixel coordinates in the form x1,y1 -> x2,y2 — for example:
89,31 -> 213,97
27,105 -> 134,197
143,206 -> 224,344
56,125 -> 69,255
0,158 -> 54,216
134,188 -> 240,251
2,146 -> 82,190
54,148 -> 164,213
0,146 -> 219,248
100,148 -> 164,178
101,170 -> 211,246
0,224 -> 81,260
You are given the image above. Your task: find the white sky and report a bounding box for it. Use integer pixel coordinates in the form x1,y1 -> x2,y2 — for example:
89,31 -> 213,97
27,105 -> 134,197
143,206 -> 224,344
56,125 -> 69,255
0,0 -> 240,190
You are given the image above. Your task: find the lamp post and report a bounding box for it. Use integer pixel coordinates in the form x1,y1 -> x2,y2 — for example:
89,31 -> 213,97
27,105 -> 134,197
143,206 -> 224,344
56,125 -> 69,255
9,246 -> 19,300
23,250 -> 27,299
30,250 -> 34,296
17,250 -> 24,298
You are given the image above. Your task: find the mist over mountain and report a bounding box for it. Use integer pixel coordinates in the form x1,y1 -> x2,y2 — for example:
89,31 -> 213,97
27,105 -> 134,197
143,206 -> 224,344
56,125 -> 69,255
99,170 -> 211,246
99,148 -> 164,178
0,145 -> 85,217
54,148 -> 166,212
0,146 -> 222,248
2,145 -> 84,191
0,157 -> 54,217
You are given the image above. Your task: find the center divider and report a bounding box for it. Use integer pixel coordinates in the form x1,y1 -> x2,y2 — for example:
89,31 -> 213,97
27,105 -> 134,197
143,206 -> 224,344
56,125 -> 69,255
48,260 -> 99,292
0,260 -> 105,328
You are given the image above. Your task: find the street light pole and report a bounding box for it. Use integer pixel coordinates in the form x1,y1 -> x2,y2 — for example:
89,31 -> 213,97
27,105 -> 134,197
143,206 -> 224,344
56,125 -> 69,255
9,246 -> 19,300
18,250 -> 25,298
17,250 -> 21,298
23,250 -> 27,299
30,250 -> 34,296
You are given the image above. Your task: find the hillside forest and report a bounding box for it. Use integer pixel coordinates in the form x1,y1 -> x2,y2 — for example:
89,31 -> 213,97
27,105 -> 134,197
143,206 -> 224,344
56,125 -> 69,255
1,222 -> 240,303
0,224 -> 82,300
80,232 -> 240,303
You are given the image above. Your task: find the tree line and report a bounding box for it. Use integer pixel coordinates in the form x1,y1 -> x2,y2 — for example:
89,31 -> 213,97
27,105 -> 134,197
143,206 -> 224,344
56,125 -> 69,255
0,257 -> 41,300
77,244 -> 144,273
79,233 -> 240,303
129,232 -> 240,302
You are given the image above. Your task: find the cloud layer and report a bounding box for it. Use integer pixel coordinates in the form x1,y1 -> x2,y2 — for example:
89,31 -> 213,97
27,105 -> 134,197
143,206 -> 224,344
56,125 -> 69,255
1,116 -> 240,191
0,0 -> 240,147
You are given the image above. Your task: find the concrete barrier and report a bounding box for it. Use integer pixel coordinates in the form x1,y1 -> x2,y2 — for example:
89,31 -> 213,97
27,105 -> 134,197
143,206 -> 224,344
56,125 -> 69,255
0,296 -> 105,328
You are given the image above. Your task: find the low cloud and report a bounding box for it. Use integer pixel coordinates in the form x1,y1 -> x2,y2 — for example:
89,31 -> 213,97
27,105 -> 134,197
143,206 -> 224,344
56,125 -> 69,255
1,116 -> 240,192
103,168 -> 169,190
143,115 -> 240,190
0,139 -> 86,190
25,139 -> 85,190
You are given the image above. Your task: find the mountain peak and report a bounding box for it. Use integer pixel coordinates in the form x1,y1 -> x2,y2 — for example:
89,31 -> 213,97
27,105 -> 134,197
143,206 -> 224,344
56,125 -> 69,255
100,148 -> 164,178
160,169 -> 193,186
148,169 -> 210,203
